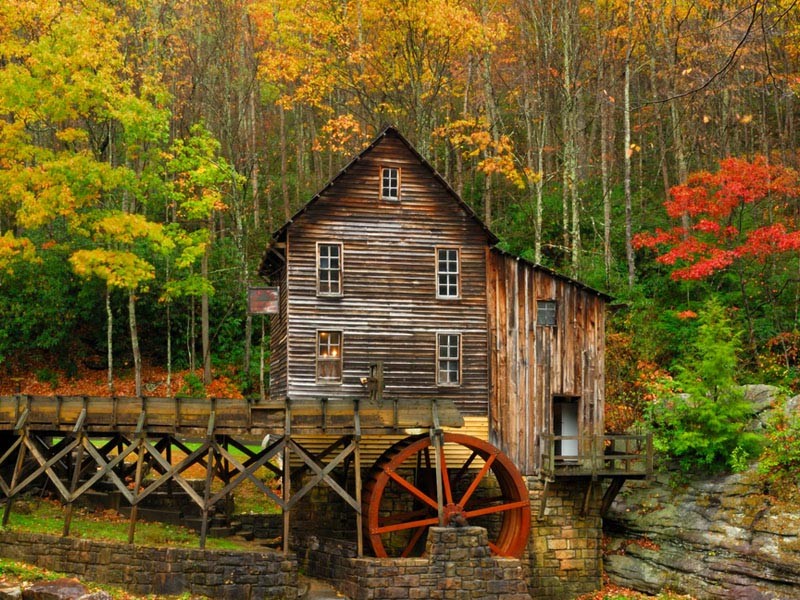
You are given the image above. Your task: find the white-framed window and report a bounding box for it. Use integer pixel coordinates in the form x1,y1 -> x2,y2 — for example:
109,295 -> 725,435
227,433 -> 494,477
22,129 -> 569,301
317,242 -> 342,296
317,330 -> 342,383
436,332 -> 461,386
537,300 -> 557,327
436,248 -> 460,298
380,166 -> 400,200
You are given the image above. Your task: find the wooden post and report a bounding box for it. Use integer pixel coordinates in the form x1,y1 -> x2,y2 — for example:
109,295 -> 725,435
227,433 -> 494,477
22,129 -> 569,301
63,433 -> 85,537
128,436 -> 146,544
200,407 -> 217,549
3,432 -> 27,526
282,399 -> 291,554
431,399 -> 445,527
199,441 -> 216,549
353,398 -> 363,557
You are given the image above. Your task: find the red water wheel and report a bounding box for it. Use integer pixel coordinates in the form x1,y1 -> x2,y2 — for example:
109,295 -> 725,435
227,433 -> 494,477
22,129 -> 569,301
362,433 -> 530,558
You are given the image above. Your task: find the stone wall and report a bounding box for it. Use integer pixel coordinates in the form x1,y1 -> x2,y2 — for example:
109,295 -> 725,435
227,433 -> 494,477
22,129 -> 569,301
525,477 -> 603,599
316,527 -> 529,600
0,530 -> 298,599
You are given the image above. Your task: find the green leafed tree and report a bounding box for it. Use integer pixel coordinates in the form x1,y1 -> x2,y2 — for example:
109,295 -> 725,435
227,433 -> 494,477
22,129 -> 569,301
646,298 -> 762,474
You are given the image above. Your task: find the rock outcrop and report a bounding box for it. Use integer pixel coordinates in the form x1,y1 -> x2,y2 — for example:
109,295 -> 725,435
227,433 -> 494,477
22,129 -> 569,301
605,465 -> 800,599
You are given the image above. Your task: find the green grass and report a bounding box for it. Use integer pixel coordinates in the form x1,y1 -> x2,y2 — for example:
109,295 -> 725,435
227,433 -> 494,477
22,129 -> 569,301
2,498 -> 251,551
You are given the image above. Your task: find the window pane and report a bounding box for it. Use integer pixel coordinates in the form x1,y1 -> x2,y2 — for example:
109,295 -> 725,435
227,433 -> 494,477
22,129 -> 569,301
437,333 -> 460,385
318,243 -> 342,296
317,331 -> 342,382
381,167 -> 399,199
537,300 -> 557,326
437,248 -> 459,298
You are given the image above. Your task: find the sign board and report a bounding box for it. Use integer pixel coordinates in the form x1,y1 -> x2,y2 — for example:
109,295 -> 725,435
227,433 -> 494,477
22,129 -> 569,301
248,287 -> 279,315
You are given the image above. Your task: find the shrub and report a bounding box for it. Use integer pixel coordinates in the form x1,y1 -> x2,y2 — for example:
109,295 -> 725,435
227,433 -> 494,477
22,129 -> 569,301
759,404 -> 800,503
646,298 -> 762,474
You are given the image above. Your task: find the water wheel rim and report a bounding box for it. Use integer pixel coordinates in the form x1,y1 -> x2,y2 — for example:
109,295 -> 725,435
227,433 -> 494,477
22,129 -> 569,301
363,433 -> 530,558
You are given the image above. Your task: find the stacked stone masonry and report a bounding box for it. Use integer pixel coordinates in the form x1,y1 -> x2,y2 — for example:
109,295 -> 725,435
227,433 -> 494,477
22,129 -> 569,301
339,527 -> 530,600
525,477 -> 604,599
0,531 -> 298,599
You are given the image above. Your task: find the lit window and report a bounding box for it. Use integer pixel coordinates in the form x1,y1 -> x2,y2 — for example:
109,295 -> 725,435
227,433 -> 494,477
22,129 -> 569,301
537,300 -> 557,327
437,248 -> 459,298
317,243 -> 342,296
381,167 -> 399,200
437,333 -> 461,386
317,331 -> 342,382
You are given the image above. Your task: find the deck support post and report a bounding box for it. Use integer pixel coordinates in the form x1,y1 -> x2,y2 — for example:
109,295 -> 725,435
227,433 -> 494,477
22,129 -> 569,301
127,436 -> 147,544
354,398 -> 363,557
63,431 -> 86,537
431,399 -> 445,526
3,430 -> 27,527
538,479 -> 551,520
283,399 -> 292,554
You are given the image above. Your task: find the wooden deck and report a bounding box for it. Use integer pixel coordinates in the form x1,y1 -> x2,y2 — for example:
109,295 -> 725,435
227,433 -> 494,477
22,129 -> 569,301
0,394 -> 464,437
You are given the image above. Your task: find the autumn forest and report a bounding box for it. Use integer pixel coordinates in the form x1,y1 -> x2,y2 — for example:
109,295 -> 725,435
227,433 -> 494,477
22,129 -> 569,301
1,0 -> 800,413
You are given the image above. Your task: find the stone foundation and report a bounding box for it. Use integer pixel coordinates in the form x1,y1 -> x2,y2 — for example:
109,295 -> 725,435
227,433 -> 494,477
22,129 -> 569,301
0,530 -> 297,599
306,527 -> 529,600
525,477 -> 603,599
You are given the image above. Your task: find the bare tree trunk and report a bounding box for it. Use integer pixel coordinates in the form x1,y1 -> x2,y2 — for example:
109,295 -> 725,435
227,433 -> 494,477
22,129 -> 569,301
280,104 -> 290,220
202,237 -> 212,386
106,288 -> 114,394
166,301 -> 172,397
129,290 -> 142,397
624,0 -> 635,288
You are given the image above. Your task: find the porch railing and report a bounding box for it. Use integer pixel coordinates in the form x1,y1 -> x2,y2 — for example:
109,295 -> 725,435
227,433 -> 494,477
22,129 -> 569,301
539,433 -> 653,479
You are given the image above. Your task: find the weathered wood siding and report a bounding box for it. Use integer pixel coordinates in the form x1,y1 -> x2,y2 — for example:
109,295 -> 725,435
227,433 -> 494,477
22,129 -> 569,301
268,267 -> 289,401
274,130 -> 490,415
487,250 -> 606,475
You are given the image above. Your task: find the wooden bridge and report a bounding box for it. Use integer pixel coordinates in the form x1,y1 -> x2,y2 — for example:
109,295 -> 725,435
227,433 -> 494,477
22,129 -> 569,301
0,394 -> 463,553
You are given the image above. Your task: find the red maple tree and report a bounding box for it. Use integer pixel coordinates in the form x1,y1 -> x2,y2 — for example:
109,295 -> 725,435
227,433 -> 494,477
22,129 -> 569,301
634,156 -> 800,280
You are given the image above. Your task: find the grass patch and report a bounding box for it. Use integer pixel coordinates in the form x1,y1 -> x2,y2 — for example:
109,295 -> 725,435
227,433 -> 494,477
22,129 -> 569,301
2,497 -> 252,551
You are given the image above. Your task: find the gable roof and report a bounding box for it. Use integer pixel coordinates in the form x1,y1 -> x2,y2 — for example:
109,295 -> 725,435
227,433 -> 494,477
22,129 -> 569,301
268,125 -> 498,246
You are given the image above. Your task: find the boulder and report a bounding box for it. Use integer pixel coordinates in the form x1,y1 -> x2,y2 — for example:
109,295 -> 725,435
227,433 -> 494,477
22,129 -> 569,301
21,579 -> 88,600
605,468 -> 800,599
0,584 -> 22,600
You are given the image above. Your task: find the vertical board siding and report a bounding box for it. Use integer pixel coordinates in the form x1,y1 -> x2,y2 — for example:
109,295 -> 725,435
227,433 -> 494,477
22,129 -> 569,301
278,132 -> 490,415
487,251 -> 607,475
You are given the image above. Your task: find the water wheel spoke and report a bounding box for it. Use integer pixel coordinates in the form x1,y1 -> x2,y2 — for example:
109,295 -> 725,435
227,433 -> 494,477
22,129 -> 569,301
387,469 -> 438,510
374,515 -> 439,535
462,494 -> 506,509
438,444 -> 455,506
451,450 -> 479,489
458,452 -> 497,508
464,499 -> 530,519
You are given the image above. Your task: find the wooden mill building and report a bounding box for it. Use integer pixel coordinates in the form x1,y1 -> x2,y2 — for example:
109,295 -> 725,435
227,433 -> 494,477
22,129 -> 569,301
260,125 -> 608,476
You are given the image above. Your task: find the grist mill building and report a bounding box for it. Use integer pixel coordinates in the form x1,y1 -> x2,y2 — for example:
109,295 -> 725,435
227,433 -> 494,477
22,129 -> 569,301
259,125 -> 651,598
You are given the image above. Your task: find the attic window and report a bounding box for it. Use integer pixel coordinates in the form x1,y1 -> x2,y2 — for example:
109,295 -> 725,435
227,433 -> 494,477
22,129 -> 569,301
381,166 -> 400,200
537,300 -> 557,327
